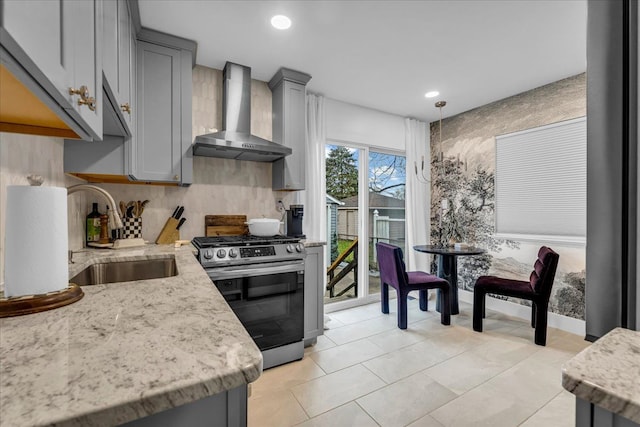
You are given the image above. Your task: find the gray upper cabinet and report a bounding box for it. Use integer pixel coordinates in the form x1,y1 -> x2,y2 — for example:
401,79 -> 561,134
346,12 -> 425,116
133,37 -> 193,185
1,0 -> 103,140
269,68 -> 311,191
102,0 -> 133,134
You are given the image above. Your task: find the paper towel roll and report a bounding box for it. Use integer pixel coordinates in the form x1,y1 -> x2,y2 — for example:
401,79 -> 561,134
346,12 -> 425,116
4,186 -> 69,297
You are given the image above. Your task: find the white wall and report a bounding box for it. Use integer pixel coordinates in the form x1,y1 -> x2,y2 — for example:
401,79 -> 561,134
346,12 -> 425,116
325,98 -> 406,150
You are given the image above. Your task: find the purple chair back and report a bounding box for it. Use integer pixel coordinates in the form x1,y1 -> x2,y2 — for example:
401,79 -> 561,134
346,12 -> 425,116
529,246 -> 559,296
376,242 -> 408,290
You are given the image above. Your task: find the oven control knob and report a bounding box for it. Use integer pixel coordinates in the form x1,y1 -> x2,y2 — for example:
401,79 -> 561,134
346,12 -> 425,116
295,243 -> 304,252
228,248 -> 238,258
203,249 -> 213,260
216,249 -> 227,258
286,244 -> 294,253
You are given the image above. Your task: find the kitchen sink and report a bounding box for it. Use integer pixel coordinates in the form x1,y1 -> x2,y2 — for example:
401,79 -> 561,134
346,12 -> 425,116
70,257 -> 177,286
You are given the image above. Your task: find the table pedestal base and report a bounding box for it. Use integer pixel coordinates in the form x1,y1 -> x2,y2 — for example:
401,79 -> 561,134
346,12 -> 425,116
435,255 -> 460,315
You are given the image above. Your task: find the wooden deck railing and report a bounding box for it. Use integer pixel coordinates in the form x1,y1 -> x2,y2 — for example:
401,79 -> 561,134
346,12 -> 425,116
326,238 -> 358,298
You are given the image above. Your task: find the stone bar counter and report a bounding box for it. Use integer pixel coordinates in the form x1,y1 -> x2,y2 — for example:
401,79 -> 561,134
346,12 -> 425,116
0,245 -> 262,427
562,327 -> 640,427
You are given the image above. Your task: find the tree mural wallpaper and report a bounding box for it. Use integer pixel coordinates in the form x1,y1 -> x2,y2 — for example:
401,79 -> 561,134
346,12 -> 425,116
428,73 -> 587,322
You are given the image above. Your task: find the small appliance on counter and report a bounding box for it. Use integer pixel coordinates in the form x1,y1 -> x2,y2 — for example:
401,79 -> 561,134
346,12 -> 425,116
286,204 -> 305,238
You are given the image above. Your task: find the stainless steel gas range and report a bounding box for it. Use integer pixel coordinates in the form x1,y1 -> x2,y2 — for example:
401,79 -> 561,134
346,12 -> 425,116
192,235 -> 306,369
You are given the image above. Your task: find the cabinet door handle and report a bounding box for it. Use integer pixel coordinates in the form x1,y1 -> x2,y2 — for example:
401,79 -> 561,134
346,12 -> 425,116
68,85 -> 96,111
174,175 -> 179,181
120,103 -> 131,114
78,96 -> 97,111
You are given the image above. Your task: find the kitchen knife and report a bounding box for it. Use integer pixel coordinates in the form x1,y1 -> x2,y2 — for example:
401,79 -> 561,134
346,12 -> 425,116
176,218 -> 186,230
171,206 -> 180,218
175,206 -> 184,219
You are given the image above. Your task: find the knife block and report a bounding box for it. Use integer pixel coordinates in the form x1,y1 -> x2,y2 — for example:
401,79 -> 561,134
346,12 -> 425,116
155,217 -> 180,244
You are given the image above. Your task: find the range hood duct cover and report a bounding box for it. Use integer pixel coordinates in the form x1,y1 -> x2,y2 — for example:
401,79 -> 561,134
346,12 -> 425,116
192,62 -> 291,162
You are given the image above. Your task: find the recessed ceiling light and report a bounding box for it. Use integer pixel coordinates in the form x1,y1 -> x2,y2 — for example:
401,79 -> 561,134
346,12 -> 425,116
271,15 -> 291,30
425,91 -> 439,98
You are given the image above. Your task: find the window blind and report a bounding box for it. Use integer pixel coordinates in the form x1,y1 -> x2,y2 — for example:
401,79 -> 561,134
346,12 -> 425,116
495,117 -> 586,239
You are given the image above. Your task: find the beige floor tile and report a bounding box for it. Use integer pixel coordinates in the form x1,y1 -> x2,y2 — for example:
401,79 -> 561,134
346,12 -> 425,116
304,334 -> 338,354
429,380 -> 540,427
367,326 -> 429,352
329,302 -> 385,325
310,337 -> 386,373
357,374 -> 458,427
407,414 -> 445,427
248,389 -> 309,427
295,402 -> 379,427
291,364 -> 386,417
487,354 -> 566,408
519,390 -> 575,427
251,356 -> 326,398
362,340 -> 453,384
324,315 -> 398,345
324,314 -> 346,330
422,337 -> 539,395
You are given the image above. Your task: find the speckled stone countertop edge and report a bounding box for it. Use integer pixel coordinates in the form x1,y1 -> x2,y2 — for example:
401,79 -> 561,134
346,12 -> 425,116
302,240 -> 326,248
561,327 -> 640,423
0,244 -> 263,427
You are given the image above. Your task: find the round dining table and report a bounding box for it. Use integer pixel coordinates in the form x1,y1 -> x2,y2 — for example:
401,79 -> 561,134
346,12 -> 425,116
413,245 -> 486,315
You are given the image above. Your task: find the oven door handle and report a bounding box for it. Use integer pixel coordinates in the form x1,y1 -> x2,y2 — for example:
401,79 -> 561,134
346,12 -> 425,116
208,261 -> 305,280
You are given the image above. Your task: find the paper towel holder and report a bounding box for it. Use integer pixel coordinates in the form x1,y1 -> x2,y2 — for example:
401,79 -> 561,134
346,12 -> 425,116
0,284 -> 84,317
0,175 -> 85,317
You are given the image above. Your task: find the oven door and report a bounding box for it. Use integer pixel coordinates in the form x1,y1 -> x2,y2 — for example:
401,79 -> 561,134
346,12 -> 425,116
208,261 -> 304,351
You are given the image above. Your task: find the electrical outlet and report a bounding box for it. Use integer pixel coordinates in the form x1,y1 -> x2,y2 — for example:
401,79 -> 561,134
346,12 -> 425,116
276,200 -> 285,211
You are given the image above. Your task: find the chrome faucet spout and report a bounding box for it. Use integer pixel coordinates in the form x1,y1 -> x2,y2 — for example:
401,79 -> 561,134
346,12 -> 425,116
67,184 -> 123,229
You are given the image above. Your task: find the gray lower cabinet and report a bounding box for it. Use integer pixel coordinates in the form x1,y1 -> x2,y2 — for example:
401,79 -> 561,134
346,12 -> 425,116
122,385 -> 247,427
269,68 -> 311,191
575,398 -> 639,427
304,245 -> 325,346
1,0 -> 103,140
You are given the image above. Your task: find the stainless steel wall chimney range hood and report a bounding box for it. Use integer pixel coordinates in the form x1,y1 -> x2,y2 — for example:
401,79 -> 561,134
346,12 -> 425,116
192,62 -> 292,162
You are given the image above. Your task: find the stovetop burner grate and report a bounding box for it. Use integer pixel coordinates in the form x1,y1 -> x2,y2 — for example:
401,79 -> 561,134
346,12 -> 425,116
192,235 -> 300,248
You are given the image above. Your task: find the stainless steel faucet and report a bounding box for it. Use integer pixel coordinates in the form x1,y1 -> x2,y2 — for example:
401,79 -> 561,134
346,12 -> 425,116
67,184 -> 124,230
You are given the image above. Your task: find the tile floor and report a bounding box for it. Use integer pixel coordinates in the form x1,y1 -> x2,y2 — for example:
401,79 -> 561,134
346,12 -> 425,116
248,299 -> 590,427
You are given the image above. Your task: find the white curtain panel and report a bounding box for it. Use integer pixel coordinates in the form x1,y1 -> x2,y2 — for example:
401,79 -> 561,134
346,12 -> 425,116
404,118 -> 431,272
303,93 -> 326,241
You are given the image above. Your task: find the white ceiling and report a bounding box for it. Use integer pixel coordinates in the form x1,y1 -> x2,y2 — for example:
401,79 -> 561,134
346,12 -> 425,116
138,0 -> 587,122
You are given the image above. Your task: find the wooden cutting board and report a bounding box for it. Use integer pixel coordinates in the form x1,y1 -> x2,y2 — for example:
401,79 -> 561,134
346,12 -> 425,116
205,215 -> 248,236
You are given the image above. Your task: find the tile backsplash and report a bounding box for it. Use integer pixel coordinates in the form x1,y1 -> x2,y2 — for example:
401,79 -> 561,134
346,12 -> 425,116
0,65 -> 298,286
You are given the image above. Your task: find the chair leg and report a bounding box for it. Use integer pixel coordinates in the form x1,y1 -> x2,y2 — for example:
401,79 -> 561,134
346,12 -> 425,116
381,283 -> 390,314
397,290 -> 408,329
419,289 -> 428,311
439,286 -> 451,325
531,302 -> 537,328
534,302 -> 548,346
473,290 -> 485,332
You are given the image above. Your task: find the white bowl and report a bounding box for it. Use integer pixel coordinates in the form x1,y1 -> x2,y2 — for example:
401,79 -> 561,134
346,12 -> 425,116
246,218 -> 282,236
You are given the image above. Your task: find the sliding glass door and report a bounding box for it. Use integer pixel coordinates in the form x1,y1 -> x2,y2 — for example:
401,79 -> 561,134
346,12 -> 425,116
325,143 -> 406,308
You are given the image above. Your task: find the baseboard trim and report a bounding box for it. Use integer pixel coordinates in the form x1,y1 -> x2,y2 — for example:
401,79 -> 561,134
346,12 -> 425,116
457,289 -> 586,336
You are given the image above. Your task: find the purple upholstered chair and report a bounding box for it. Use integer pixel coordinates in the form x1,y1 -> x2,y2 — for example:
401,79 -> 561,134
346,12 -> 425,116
376,242 -> 451,328
473,246 -> 559,346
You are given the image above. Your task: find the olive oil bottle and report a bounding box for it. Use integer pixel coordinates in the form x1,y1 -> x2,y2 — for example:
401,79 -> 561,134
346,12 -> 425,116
86,202 -> 101,244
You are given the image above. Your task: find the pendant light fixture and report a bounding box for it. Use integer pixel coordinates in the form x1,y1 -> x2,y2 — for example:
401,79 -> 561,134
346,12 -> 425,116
415,100 -> 446,183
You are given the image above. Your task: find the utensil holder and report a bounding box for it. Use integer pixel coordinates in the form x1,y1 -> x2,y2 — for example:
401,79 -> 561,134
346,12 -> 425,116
123,217 -> 142,239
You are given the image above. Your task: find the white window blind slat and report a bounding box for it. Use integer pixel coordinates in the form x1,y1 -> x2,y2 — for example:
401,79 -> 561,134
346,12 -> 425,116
495,117 -> 586,238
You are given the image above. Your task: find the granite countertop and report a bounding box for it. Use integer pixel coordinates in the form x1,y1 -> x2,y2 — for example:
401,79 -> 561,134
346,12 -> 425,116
0,244 -> 262,427
302,240 -> 326,248
562,327 -> 640,423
